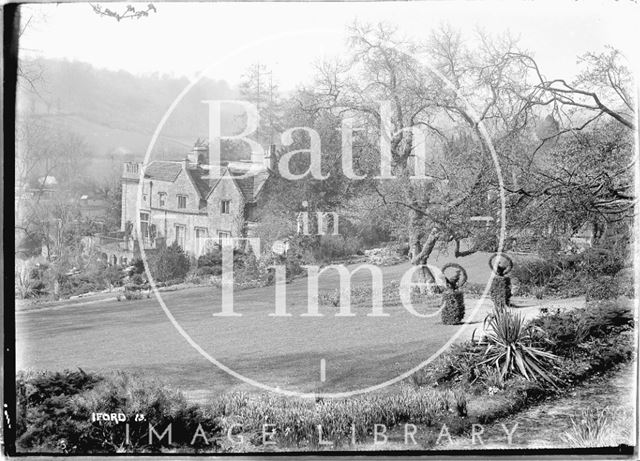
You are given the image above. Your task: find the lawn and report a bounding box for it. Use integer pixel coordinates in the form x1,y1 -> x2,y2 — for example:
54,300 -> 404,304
14,251 -> 562,401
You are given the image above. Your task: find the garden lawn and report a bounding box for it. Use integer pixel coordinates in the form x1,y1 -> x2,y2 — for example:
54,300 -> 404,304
16,254 -> 573,401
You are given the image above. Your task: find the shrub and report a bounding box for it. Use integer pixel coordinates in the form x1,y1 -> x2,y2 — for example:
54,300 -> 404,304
530,300 -> 633,356
317,235 -> 366,262
197,249 -> 222,269
16,370 -> 220,453
195,266 -> 218,277
411,341 -> 487,387
70,372 -> 220,452
103,265 -> 125,288
16,369 -> 103,451
511,246 -> 629,299
123,288 -> 143,300
577,248 -> 625,278
441,290 -> 465,324
185,272 -> 204,285
15,262 -> 41,299
585,275 -> 619,301
511,257 -> 563,289
152,242 -> 190,282
129,258 -> 145,275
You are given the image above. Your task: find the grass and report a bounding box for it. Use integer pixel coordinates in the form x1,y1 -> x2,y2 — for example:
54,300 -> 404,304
561,407 -> 632,447
15,294 -> 635,453
17,258 -> 503,399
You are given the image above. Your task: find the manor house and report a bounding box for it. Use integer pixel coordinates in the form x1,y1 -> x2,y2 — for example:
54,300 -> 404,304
117,144 -> 275,260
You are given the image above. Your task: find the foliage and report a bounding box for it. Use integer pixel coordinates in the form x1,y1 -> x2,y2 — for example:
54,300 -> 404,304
511,257 -> 565,288
16,369 -> 103,451
123,288 -> 144,301
195,266 -> 218,277
479,310 -> 559,386
16,296 -> 636,453
197,249 -> 223,270
489,276 -> 511,309
585,275 -> 619,301
15,261 -> 46,299
530,300 -> 634,356
213,386 -> 467,448
318,279 -> 441,310
317,235 -> 367,261
16,370 -> 467,453
129,258 -> 145,275
16,370 -> 219,453
512,246 -> 629,299
152,241 -> 190,283
440,290 -> 465,325
561,407 -> 633,448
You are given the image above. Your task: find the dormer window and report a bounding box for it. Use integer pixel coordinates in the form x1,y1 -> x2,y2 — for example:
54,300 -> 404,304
177,195 -> 187,209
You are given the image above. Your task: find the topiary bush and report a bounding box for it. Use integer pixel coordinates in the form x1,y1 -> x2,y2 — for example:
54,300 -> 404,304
440,263 -> 467,325
441,290 -> 465,325
489,253 -> 513,309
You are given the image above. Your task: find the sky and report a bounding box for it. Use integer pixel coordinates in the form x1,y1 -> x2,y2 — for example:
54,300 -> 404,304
19,0 -> 640,92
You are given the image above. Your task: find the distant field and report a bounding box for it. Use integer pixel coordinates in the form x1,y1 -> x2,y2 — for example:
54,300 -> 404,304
15,252 -> 536,400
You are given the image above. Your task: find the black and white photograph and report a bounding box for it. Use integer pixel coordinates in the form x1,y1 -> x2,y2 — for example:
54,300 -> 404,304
4,0 -> 639,456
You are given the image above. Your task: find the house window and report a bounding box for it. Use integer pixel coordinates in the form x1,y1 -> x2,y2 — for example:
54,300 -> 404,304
218,231 -> 231,246
177,195 -> 187,209
195,227 -> 208,256
158,192 -> 166,207
140,212 -> 149,239
221,200 -> 230,214
175,224 -> 186,249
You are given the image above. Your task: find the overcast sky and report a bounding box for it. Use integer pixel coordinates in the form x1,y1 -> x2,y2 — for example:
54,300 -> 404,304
19,1 -> 639,91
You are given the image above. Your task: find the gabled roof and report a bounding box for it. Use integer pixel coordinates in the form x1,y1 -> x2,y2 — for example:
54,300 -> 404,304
231,169 -> 270,203
186,168 -> 212,199
141,160 -> 270,203
144,162 -> 182,182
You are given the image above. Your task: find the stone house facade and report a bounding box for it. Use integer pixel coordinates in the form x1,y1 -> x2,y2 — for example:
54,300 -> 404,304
118,145 -> 274,259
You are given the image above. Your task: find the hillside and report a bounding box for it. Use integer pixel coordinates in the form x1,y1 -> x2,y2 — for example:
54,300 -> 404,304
16,58 -> 242,162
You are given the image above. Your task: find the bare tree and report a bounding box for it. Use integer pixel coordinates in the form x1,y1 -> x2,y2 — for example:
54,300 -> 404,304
302,24 -> 537,282
510,45 -> 635,137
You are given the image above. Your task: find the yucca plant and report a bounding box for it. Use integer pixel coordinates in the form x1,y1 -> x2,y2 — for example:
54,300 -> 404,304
479,309 -> 559,386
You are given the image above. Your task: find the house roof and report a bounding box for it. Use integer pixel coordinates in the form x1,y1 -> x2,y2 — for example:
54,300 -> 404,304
144,162 -> 182,182
142,160 -> 270,202
230,169 -> 270,203
186,168 -> 212,199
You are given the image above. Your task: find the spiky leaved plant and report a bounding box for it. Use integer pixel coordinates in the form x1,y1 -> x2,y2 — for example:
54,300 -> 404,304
479,309 -> 559,386
489,253 -> 513,310
440,263 -> 467,325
